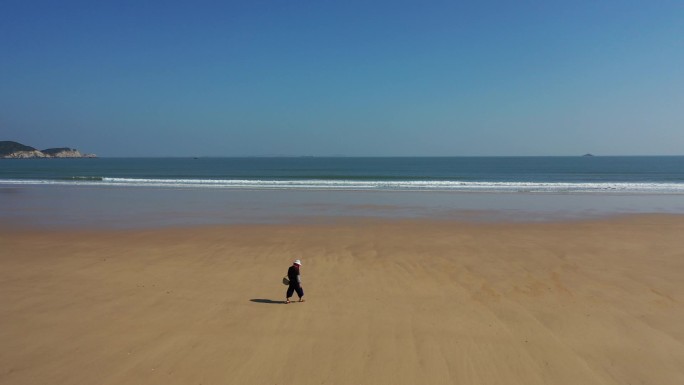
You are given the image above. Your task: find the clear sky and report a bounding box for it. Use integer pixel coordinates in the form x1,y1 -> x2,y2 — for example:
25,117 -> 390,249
2,1 -> 683,156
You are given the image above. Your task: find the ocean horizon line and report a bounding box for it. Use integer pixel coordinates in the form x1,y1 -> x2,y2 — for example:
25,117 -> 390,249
25,154 -> 683,159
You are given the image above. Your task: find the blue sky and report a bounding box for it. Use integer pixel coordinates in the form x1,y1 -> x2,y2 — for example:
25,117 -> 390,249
2,1 -> 683,156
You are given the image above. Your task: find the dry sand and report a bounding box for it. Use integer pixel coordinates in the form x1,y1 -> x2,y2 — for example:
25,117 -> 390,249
1,215 -> 684,385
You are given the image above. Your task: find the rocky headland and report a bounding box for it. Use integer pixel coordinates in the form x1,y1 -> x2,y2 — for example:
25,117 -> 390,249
0,141 -> 97,159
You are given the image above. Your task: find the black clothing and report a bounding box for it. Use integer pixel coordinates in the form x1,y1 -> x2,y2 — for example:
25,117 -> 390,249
286,265 -> 303,299
287,266 -> 299,285
287,283 -> 304,299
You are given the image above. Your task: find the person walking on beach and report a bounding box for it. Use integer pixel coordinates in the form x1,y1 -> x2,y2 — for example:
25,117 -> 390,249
286,259 -> 304,304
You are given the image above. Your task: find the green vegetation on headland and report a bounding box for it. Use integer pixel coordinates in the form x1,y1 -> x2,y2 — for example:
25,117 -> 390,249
0,141 -> 96,158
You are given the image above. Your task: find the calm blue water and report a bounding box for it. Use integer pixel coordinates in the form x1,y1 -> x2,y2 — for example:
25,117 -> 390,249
2,156 -> 684,193
2,157 -> 684,228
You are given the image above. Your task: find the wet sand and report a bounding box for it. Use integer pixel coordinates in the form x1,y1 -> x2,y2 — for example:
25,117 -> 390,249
1,215 -> 684,384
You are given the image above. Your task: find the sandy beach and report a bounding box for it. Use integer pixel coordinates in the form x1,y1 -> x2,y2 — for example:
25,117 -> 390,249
2,215 -> 684,384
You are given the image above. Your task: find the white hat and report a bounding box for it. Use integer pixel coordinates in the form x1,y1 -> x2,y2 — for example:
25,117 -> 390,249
294,259 -> 302,266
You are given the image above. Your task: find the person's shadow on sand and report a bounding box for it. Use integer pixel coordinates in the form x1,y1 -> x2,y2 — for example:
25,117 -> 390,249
250,299 -> 287,304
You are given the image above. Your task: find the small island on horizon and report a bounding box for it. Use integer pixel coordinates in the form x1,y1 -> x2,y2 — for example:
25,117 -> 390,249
0,141 -> 97,159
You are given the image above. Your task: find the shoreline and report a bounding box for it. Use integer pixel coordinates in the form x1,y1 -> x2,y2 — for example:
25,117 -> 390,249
3,183 -> 684,230
3,210 -> 684,233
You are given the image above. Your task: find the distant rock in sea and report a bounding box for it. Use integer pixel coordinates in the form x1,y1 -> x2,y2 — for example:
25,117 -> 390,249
582,153 -> 594,157
42,147 -> 96,158
1,141 -> 97,159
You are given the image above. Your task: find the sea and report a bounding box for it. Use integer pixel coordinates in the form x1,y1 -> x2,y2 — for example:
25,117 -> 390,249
2,156 -> 684,228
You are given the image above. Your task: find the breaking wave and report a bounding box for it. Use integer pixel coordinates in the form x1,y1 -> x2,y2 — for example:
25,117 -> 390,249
2,177 -> 684,194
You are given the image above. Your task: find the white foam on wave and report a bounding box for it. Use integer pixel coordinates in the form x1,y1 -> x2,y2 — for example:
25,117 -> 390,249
2,177 -> 684,194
